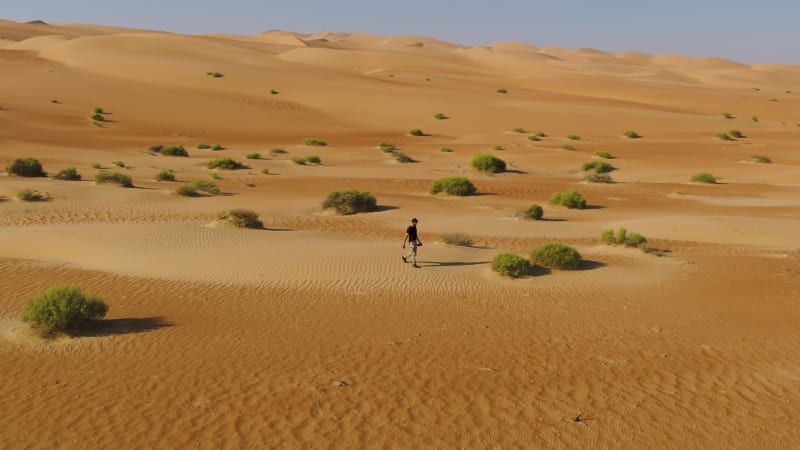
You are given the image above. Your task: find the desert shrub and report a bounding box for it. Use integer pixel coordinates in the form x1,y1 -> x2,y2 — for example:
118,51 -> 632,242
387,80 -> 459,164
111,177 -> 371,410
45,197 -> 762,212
7,158 -> 46,177
291,157 -> 307,165
93,107 -> 104,114
245,152 -> 261,159
434,113 -> 448,120
722,112 -> 734,119
527,135 -> 540,141
716,132 -> 733,141
17,189 -> 48,202
91,113 -> 104,122
440,147 -> 453,152
303,138 -> 327,146
155,169 -> 175,181
409,128 -> 425,136
561,145 -> 576,151
269,148 -> 287,155
583,173 -> 613,183
191,180 -> 220,195
217,209 -> 263,229
567,134 -> 581,141
513,127 -> 526,133
305,155 -> 321,164
91,163 -> 101,169
770,98 -> 779,102
391,151 -> 414,163
210,172 -> 221,180
626,233 -> 648,249
51,99 -> 59,104
207,72 -> 223,78
207,157 -> 244,170
94,171 -> 133,187
601,229 -> 616,245
493,145 -> 503,151
54,167 -> 81,181
175,185 -> 198,197
196,143 -> 211,149
752,116 -> 759,122
582,161 -> 616,173
430,176 -> 476,196
691,172 -> 717,184
747,155 -> 772,163
601,228 -> 648,250
440,232 -> 474,247
530,242 -> 582,270
471,153 -> 506,173
378,142 -> 396,153
549,189 -> 586,209
321,190 -> 377,215
21,285 -> 107,335
112,161 -> 125,168
270,89 -> 279,95
158,145 -> 188,157
497,88 -> 508,94
491,253 -> 531,278
729,129 -> 743,138
624,130 -> 641,139
261,168 -> 270,174
535,132 -> 547,137
522,204 -> 543,220
594,151 -> 614,159
211,144 -> 224,151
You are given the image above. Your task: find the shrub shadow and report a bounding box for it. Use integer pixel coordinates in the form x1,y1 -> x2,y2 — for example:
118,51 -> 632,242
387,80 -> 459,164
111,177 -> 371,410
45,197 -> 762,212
528,266 -> 552,277
77,317 -> 173,337
580,260 -> 607,271
265,227 -> 294,232
418,260 -> 491,268
374,205 -> 399,212
580,205 -> 605,210
504,169 -> 528,175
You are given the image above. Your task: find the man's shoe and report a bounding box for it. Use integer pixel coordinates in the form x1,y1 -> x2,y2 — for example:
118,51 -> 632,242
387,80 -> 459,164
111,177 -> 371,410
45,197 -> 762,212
402,256 -> 407,263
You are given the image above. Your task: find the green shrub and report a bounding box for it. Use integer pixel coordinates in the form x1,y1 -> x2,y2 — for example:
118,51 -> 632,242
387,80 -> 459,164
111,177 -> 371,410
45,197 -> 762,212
497,88 -> 507,94
270,89 -> 279,95
305,155 -> 321,164
691,172 -> 717,184
245,152 -> 261,159
601,228 -> 648,250
409,128 -> 425,136
769,98 -> 779,102
91,113 -> 104,122
624,130 -> 641,139
594,151 -> 614,159
583,173 -> 613,183
155,169 -> 175,181
430,176 -> 476,196
440,232 -> 474,247
513,127 -> 526,133
217,209 -> 263,229
17,189 -> 48,202
722,112 -> 734,119
175,185 -> 198,197
615,228 -> 628,244
440,147 -> 453,152
112,161 -> 125,168
627,233 -> 648,249
94,171 -> 133,187
291,157 -> 307,165
93,107 -> 104,114
561,145 -> 576,151
716,132 -> 733,141
7,157 -> 46,177
54,167 -> 81,181
752,116 -> 759,122
21,285 -> 107,335
269,148 -> 287,155
378,142 -> 396,153
549,189 -> 586,209
210,172 -> 220,180
303,138 -> 327,146
747,155 -> 772,164
530,242 -> 582,270
391,151 -> 414,163
261,168 -> 270,174
158,145 -> 188,157
471,153 -> 507,173
196,143 -> 211,149
567,134 -> 581,141
434,113 -> 448,120
729,129 -> 743,138
491,253 -> 531,278
211,144 -> 224,151
322,190 -> 377,215
191,180 -> 220,195
601,229 -> 616,245
493,145 -> 503,150
535,132 -> 547,137
527,135 -> 540,141
51,99 -> 59,104
207,72 -> 223,78
207,157 -> 244,170
91,163 -> 101,169
522,204 -> 543,220
581,161 -> 616,173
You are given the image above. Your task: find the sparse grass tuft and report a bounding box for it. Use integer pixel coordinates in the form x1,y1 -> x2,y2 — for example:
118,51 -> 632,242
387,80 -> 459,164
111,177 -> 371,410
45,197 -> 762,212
752,115 -> 759,122
54,167 -> 81,181
535,132 -> 547,137
91,113 -> 104,122
601,228 -> 648,251
583,173 -> 614,183
471,153 -> 506,173
210,172 -> 220,180
261,168 -> 270,174
156,145 -> 188,157
409,128 -> 425,136
497,88 -> 508,94
582,161 -> 616,173
527,135 -> 540,141
434,113 -> 448,120
303,138 -> 327,146
440,232 -> 475,247
491,253 -> 531,278
112,161 -> 125,168
17,189 -> 48,202
567,134 -> 581,141
391,151 -> 414,163
155,169 -> 175,181
716,132 -> 733,141
50,99 -> 59,104
211,144 -> 224,151
217,209 -> 263,229
521,204 -> 543,220
722,112 -> 734,119
493,145 -> 503,151
8,158 -> 46,177
549,189 -> 586,209
305,155 -> 321,164
207,71 -> 223,78
91,163 -> 101,169
175,185 -> 198,197
93,107 -> 104,114
729,129 -> 744,138
21,285 -> 107,335
691,172 -> 717,184
207,157 -> 244,170
378,142 -> 397,153
291,157 -> 307,165
94,171 -> 133,187
440,147 -> 453,152
322,190 -> 377,215
513,127 -> 526,133
191,179 -> 220,195
196,143 -> 211,149
530,242 -> 582,270
624,130 -> 641,139
246,152 -> 261,160
270,89 -> 279,95
269,148 -> 287,155
594,151 -> 614,159
747,155 -> 772,164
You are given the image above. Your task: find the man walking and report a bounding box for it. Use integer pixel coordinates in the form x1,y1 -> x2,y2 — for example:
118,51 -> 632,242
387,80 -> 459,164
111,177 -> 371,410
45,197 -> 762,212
402,218 -> 422,268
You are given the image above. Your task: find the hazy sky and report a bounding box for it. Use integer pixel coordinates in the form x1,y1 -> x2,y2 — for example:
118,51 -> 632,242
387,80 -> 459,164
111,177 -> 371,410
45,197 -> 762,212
4,0 -> 799,64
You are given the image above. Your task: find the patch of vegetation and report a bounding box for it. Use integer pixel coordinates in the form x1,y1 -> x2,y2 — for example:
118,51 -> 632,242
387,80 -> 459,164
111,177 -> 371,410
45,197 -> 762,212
245,152 -> 261,159
93,107 -> 104,114
270,89 -> 279,95
583,173 -> 613,183
594,151 -> 614,159
769,98 -> 779,102
567,134 -> 581,141
196,143 -> 211,149
155,145 -> 188,157
491,253 -> 531,278
527,135 -> 540,141
691,172 -> 717,184
210,172 -> 220,180
291,157 -> 307,165
303,138 -> 327,146
409,128 -> 425,136
378,142 -> 397,153
624,130 -> 641,139
94,171 -> 133,187
729,129 -> 744,138
747,155 -> 772,164
716,132 -> 733,141
581,161 -> 616,173
493,145 -> 503,151
21,285 -> 107,335
17,189 -> 48,202
434,113 -> 448,120
51,99 -> 59,104
207,157 -> 244,170
535,132 -> 547,137
54,167 -> 81,181
8,158 -> 46,177
521,204 -> 543,220
211,144 -> 225,151
192,179 -> 220,195
269,148 -> 287,155
530,242 -> 582,270
752,116 -> 759,122
91,113 -> 104,122
321,190 -> 377,215
471,153 -> 507,173
261,168 -> 270,174
430,176 -> 476,196
513,127 -> 526,133
91,163 -> 101,169
440,147 -> 453,152
497,88 -> 508,94
155,169 -> 175,181
217,209 -> 263,229
549,189 -> 586,209
112,161 -> 125,168
601,228 -> 648,251
391,151 -> 414,163
440,232 -> 475,247
722,112 -> 734,119
305,155 -> 321,164
560,145 -> 576,151
175,185 -> 198,197
207,71 -> 223,78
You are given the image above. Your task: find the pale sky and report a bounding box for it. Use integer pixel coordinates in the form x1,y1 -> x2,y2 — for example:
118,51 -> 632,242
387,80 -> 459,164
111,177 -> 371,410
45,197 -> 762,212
4,0 -> 799,64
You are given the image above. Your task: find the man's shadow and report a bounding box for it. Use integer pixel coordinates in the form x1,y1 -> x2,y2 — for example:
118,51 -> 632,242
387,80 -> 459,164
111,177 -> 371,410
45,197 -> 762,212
416,260 -> 491,268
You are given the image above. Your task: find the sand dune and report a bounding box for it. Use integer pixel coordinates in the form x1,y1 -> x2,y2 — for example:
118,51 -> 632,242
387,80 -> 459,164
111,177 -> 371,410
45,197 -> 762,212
1,17 -> 800,448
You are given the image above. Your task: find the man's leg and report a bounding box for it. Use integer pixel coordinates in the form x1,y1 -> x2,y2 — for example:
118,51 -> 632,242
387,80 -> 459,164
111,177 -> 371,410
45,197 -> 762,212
411,242 -> 418,265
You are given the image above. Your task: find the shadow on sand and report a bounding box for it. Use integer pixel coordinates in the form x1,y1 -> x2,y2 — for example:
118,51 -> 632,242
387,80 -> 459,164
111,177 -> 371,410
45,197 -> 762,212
580,259 -> 607,271
78,317 -> 173,337
417,260 -> 491,268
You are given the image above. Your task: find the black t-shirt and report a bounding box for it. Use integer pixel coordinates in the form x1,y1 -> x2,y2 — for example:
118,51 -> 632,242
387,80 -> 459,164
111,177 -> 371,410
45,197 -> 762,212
406,225 -> 418,241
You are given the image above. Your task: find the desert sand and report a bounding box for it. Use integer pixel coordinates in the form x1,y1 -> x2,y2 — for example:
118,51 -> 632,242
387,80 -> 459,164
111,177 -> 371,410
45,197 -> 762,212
1,19 -> 799,448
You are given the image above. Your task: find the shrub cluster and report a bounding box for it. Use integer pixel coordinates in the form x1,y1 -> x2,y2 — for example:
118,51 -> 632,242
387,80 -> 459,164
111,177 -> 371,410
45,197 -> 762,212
471,153 -> 506,173
530,242 -> 582,270
322,190 -> 377,215
582,161 -> 616,173
175,180 -> 220,197
21,285 -> 108,335
245,152 -> 261,159
207,157 -> 244,170
430,176 -> 476,196
601,228 -> 648,251
521,204 -> 543,220
95,171 -> 133,187
17,189 -> 48,202
54,167 -> 81,181
217,209 -> 263,229
152,145 -> 188,157
440,232 -> 475,247
691,172 -> 717,184
7,158 -> 46,177
378,142 -> 396,153
303,138 -> 327,146
549,189 -> 586,209
624,130 -> 641,139
491,253 -> 531,278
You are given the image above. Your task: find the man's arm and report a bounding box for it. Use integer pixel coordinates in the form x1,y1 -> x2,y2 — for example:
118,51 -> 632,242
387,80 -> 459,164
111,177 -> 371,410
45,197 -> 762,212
403,234 -> 408,248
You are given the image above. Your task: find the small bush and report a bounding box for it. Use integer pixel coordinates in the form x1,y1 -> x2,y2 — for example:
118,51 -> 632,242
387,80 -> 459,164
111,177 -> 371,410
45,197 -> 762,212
112,161 -> 125,168
497,88 -> 508,94
471,153 -> 507,173
175,185 -> 198,197
522,204 -> 543,220
691,172 -> 717,184
440,147 -> 453,152
305,155 -> 321,164
440,232 -> 474,247
155,169 -> 175,181
493,145 -> 503,151
747,155 -> 772,164
191,180 -> 220,195
303,138 -> 327,146
17,189 -> 48,202
270,89 -> 279,95
54,167 -> 81,181
93,107 -> 104,114
21,285 -> 107,335
158,145 -> 188,157
530,242 -> 582,270
752,116 -> 759,122
535,132 -> 547,137
91,113 -> 104,122
601,228 -> 648,250
561,145 -> 576,151
207,72 -> 223,78
91,163 -> 101,169
409,128 -> 425,136
378,142 -> 396,153
716,132 -> 733,141
269,148 -> 287,155
51,99 -> 59,104
582,161 -> 616,173
430,176 -> 476,196
291,157 -> 307,165
322,190 -> 377,215
94,171 -> 133,187
549,189 -> 586,209
527,135 -> 540,141
624,130 -> 641,139
211,144 -> 224,151
600,229 -> 615,245
391,151 -> 414,163
594,151 -> 614,159
491,253 -> 531,278
729,129 -> 743,138
210,172 -> 221,180
207,157 -> 244,170
245,152 -> 261,159
7,157 -> 46,177
769,98 -> 779,102
217,209 -> 263,229
261,168 -> 270,174
722,112 -> 734,119
567,134 -> 581,141
513,127 -> 526,133
434,113 -> 448,120
583,173 -> 613,183
196,143 -> 211,149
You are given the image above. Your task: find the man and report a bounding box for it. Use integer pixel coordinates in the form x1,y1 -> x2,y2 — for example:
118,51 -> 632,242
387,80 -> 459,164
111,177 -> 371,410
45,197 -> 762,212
402,218 -> 422,267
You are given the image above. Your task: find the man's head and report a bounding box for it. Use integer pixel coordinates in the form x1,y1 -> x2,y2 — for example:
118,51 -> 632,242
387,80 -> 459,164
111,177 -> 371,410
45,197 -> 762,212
411,218 -> 418,225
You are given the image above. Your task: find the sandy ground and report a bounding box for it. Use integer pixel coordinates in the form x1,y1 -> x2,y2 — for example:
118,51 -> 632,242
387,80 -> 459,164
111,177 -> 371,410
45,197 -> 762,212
1,19 -> 799,448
